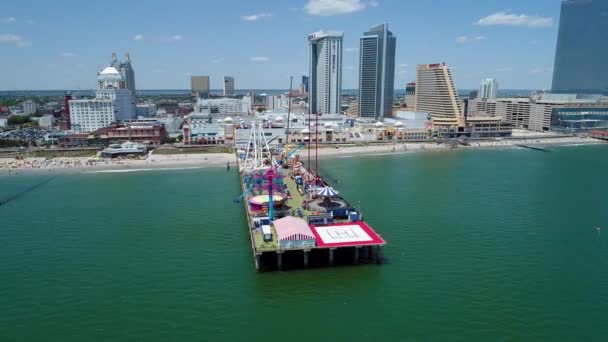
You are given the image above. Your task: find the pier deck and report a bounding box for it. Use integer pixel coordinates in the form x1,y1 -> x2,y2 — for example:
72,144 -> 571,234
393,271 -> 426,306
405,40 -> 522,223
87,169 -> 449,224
239,163 -> 386,271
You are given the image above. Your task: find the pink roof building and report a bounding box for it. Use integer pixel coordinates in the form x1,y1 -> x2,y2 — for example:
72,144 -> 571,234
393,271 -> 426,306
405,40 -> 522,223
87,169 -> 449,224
273,216 -> 316,249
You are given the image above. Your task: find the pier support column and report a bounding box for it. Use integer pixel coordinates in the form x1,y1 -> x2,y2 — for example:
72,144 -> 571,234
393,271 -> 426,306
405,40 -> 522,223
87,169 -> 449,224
353,247 -> 360,264
371,246 -> 377,264
328,248 -> 335,266
377,246 -> 383,264
303,250 -> 309,268
277,251 -> 283,271
255,254 -> 260,271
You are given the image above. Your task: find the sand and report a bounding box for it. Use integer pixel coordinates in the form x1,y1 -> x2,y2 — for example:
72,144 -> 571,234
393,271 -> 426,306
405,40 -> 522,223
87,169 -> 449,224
0,136 -> 603,174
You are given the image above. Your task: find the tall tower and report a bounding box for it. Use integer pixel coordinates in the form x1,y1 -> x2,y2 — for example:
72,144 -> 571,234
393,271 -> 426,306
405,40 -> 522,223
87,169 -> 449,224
479,78 -> 498,100
308,31 -> 343,114
223,76 -> 235,96
191,76 -> 210,99
357,23 -> 396,120
415,63 -> 463,126
552,0 -> 608,94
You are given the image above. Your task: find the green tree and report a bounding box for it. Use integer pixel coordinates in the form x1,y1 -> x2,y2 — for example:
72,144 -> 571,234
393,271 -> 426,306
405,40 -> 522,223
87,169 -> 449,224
8,115 -> 31,126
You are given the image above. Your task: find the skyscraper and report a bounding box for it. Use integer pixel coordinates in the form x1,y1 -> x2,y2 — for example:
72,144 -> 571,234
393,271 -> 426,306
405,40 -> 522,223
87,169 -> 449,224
109,53 -> 137,114
415,63 -> 463,126
357,23 -> 396,120
308,31 -> 343,114
223,76 -> 235,96
111,53 -> 136,96
479,78 -> 498,100
552,0 -> 608,94
191,76 -> 210,99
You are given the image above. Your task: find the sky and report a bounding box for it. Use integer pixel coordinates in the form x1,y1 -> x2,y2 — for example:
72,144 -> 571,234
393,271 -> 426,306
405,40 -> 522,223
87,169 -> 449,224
0,0 -> 563,91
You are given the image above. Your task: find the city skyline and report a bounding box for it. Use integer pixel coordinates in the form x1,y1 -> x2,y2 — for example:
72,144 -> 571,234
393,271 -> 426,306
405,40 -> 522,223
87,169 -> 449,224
2,0 -> 561,90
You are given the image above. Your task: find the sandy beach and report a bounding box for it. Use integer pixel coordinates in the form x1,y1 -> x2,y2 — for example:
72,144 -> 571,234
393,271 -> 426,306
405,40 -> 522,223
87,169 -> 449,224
0,136 -> 604,174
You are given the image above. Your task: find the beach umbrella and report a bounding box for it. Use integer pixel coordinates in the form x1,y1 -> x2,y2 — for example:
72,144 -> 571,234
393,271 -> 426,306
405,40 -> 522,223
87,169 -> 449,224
317,186 -> 339,197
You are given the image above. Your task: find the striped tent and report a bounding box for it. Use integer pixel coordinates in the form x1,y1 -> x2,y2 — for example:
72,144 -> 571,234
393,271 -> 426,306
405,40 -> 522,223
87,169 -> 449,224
317,186 -> 339,197
273,216 -> 316,249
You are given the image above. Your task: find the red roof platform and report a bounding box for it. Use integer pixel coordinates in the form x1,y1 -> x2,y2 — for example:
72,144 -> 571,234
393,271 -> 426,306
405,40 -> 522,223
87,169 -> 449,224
310,222 -> 386,248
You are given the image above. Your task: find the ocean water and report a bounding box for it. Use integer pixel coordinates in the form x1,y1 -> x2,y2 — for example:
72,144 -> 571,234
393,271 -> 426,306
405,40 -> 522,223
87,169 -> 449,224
1,144 -> 608,340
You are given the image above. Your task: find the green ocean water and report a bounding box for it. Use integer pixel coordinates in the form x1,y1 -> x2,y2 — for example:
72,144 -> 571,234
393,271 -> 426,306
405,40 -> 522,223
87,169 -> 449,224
1,145 -> 608,341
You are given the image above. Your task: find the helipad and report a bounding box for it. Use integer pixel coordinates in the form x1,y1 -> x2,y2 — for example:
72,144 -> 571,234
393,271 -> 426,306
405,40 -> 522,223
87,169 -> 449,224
310,222 -> 385,248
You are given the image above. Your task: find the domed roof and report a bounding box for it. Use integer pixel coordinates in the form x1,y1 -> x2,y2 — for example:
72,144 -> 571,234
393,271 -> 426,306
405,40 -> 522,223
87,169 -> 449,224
394,121 -> 404,126
99,66 -> 120,75
324,122 -> 333,127
374,121 -> 384,127
274,116 -> 285,122
224,116 -> 233,122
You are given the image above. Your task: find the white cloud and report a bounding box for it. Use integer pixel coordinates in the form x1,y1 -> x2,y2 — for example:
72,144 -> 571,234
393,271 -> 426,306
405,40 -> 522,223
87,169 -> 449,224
456,35 -> 468,44
61,52 -> 77,57
0,33 -> 30,47
133,34 -> 144,41
345,47 -> 358,53
475,35 -> 486,41
242,13 -> 272,21
172,35 -> 183,41
250,56 -> 270,62
0,17 -> 16,24
476,11 -> 552,28
305,0 -> 365,16
369,0 -> 379,8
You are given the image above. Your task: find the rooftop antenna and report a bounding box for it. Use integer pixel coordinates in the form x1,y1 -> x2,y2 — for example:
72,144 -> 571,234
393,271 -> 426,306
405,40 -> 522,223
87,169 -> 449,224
111,52 -> 117,63
125,53 -> 131,63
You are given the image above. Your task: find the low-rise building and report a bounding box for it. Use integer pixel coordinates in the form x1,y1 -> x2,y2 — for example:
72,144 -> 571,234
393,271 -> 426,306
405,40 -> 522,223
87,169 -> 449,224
136,103 -> 157,117
59,123 -> 166,146
195,97 -> 251,115
157,100 -> 178,114
470,95 -> 608,132
551,105 -> 608,132
95,122 -> 166,144
38,114 -> 55,128
183,123 -> 226,145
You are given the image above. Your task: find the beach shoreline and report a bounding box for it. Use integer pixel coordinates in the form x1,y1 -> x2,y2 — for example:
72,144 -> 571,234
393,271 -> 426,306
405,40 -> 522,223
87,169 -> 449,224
0,136 -> 604,174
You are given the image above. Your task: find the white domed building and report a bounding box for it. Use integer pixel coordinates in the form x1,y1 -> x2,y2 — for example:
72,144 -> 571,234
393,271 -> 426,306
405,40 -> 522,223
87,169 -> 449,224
68,53 -> 137,133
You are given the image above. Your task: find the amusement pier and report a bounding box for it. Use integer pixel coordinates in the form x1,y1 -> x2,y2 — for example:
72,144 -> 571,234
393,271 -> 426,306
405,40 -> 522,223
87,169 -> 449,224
236,122 -> 386,271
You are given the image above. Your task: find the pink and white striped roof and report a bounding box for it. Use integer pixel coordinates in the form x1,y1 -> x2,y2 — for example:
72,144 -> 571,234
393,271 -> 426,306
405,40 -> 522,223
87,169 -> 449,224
273,216 -> 315,241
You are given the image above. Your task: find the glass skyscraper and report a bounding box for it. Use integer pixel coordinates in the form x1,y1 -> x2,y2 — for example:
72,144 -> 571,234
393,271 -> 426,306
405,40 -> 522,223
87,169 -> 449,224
552,0 -> 608,94
358,23 -> 396,119
308,31 -> 343,115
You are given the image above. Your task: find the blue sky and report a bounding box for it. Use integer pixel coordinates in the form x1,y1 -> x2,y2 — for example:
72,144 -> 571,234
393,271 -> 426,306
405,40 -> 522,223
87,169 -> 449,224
0,0 -> 562,90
